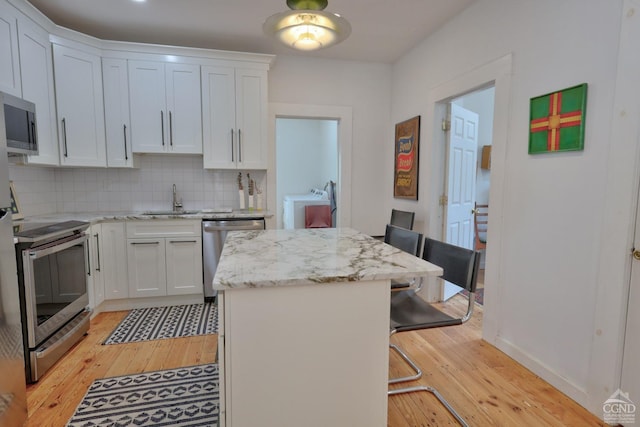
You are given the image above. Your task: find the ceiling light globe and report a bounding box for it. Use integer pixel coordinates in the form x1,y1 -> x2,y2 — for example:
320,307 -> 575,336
264,9 -> 351,51
293,33 -> 323,50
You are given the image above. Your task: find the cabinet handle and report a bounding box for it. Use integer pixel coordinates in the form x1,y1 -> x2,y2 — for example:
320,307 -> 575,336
94,233 -> 101,272
130,241 -> 160,245
169,240 -> 197,244
230,128 -> 234,162
31,121 -> 37,149
169,111 -> 173,147
123,124 -> 128,161
238,129 -> 242,163
62,118 -> 68,157
160,111 -> 165,146
86,243 -> 91,276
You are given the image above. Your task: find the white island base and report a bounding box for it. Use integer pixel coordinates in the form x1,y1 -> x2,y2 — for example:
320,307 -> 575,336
218,279 -> 391,427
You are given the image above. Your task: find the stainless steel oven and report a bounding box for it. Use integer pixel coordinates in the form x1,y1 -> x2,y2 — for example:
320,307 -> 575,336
14,220 -> 91,383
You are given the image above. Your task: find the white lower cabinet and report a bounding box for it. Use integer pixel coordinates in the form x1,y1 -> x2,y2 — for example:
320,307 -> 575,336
126,220 -> 202,298
88,222 -> 129,312
100,222 -> 129,300
127,237 -> 167,297
166,238 -> 203,295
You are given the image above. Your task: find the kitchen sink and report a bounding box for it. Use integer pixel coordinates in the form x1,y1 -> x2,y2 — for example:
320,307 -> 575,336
141,210 -> 200,216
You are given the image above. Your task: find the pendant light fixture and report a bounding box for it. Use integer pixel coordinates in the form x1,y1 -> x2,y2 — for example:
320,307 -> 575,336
263,0 -> 351,51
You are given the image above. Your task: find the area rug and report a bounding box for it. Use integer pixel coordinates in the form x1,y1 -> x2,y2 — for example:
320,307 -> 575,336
103,302 -> 218,345
66,364 -> 219,426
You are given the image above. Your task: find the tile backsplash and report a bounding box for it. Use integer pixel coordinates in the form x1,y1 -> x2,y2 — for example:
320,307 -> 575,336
8,154 -> 266,218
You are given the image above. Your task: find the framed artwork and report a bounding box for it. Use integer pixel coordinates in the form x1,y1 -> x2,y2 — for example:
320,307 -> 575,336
9,181 -> 23,220
394,116 -> 420,200
529,83 -> 588,154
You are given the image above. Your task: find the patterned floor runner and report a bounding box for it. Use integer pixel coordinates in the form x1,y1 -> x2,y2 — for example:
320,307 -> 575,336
66,364 -> 219,426
103,302 -> 218,345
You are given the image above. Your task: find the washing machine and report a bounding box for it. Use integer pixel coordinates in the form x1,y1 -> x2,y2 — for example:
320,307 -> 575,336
283,189 -> 330,229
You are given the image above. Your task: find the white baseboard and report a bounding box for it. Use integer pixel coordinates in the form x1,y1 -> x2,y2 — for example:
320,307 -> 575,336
95,294 -> 205,313
493,336 -> 593,415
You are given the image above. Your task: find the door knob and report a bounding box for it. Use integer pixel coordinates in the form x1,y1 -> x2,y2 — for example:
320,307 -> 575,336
633,249 -> 640,261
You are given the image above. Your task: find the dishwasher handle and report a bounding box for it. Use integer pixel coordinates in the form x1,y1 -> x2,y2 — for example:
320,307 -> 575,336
203,220 -> 264,232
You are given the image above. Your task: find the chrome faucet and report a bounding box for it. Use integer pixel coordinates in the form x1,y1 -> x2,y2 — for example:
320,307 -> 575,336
172,184 -> 183,212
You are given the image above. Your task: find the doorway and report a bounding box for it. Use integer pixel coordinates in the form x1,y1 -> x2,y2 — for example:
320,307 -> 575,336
441,86 -> 495,301
267,103 -> 353,231
275,118 -> 338,229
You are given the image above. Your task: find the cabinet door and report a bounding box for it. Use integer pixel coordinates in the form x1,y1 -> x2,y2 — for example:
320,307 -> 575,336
89,224 -> 105,309
165,63 -> 202,154
202,65 -> 237,169
101,222 -> 129,300
18,17 -> 59,166
166,237 -> 203,296
128,60 -> 167,153
235,68 -> 268,169
127,238 -> 167,297
52,43 -> 107,166
103,58 -> 134,167
0,1 -> 21,96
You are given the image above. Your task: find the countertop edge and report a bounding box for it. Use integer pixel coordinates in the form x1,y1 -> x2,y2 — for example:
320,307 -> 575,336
16,210 -> 273,224
212,268 -> 443,291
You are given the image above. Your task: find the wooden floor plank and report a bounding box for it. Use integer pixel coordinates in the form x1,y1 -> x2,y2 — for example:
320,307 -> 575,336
25,298 -> 605,427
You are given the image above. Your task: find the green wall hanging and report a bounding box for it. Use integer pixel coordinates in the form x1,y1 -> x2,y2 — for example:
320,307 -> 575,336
529,83 -> 587,154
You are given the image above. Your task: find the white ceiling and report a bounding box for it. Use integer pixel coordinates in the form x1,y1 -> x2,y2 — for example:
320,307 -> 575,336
25,0 -> 476,63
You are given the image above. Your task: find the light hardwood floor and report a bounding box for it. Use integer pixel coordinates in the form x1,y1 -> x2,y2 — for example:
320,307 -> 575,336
26,299 -> 606,427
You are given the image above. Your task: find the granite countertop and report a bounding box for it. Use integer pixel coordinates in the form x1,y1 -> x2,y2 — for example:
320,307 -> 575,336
212,228 -> 443,290
17,209 -> 272,224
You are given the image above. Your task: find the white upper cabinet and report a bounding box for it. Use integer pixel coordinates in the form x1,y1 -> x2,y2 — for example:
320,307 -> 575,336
0,1 -> 21,97
202,66 -> 268,169
128,60 -> 202,154
235,68 -> 268,169
18,16 -> 59,166
102,58 -> 134,168
52,42 -> 107,167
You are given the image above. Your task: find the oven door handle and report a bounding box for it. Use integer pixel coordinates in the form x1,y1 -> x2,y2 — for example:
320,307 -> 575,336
28,234 -> 89,260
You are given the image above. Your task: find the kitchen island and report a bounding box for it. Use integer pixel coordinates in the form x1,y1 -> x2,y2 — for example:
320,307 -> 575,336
212,228 -> 443,427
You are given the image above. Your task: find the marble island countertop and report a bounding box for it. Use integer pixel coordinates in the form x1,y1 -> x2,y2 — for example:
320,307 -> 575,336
213,227 -> 443,290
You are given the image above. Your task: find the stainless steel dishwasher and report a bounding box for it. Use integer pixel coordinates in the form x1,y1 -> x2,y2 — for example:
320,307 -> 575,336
202,218 -> 266,299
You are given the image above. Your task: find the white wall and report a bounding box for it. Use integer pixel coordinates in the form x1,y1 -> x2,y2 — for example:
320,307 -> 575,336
268,55 -> 392,235
275,118 -> 337,229
7,162 -> 57,216
390,0 -> 629,416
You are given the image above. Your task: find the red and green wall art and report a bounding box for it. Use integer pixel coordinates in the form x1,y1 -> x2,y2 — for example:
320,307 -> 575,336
529,83 -> 587,154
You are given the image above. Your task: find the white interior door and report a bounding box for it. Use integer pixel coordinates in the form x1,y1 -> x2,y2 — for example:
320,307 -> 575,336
443,103 -> 479,299
621,183 -> 640,408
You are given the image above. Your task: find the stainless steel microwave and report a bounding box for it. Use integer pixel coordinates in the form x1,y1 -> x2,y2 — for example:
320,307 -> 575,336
0,91 -> 38,155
